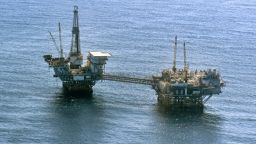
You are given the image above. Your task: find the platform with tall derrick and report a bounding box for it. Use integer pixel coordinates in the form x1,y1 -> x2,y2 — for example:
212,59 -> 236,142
43,6 -> 224,107
43,6 -> 111,93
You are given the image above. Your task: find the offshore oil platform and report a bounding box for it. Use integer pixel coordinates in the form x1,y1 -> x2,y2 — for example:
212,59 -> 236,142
43,6 -> 224,107
44,6 -> 111,93
152,36 -> 224,106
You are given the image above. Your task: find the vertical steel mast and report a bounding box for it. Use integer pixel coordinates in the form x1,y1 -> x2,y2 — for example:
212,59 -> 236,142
58,22 -> 64,58
183,42 -> 188,82
183,42 -> 187,70
172,36 -> 177,72
69,6 -> 83,68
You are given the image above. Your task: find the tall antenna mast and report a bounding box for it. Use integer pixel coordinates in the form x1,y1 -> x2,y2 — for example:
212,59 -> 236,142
58,22 -> 64,58
172,36 -> 177,72
183,41 -> 188,82
183,41 -> 187,70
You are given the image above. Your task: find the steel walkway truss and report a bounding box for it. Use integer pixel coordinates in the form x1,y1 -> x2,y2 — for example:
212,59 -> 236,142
102,74 -> 154,85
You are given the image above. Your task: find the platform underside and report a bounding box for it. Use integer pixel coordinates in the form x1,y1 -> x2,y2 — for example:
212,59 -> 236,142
62,82 -> 93,94
157,94 -> 204,107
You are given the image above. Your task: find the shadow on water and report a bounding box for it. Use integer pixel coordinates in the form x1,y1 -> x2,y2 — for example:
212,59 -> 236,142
152,104 -> 222,144
48,89 -> 106,143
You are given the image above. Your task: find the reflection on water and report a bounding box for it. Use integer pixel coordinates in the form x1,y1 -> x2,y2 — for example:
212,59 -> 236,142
156,103 -> 205,115
48,90 -> 223,144
152,104 -> 222,144
49,90 -> 106,143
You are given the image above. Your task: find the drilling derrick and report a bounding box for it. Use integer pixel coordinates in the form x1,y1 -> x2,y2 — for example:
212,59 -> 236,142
69,6 -> 83,69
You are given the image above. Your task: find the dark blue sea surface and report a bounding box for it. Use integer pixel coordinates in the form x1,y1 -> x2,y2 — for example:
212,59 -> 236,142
0,0 -> 255,143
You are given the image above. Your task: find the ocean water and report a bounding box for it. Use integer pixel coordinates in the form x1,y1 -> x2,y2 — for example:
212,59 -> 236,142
0,0 -> 255,143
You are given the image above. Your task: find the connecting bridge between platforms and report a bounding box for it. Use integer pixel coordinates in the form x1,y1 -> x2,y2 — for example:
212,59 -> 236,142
102,74 -> 154,85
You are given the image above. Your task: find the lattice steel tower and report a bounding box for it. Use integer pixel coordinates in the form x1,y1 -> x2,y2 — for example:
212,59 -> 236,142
69,6 -> 83,68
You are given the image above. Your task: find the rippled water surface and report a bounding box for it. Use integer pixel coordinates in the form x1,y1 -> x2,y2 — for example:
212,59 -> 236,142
0,0 -> 255,143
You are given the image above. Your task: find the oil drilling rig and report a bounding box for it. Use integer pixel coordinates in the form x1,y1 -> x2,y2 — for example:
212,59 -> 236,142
44,6 -> 111,93
43,6 -> 224,107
